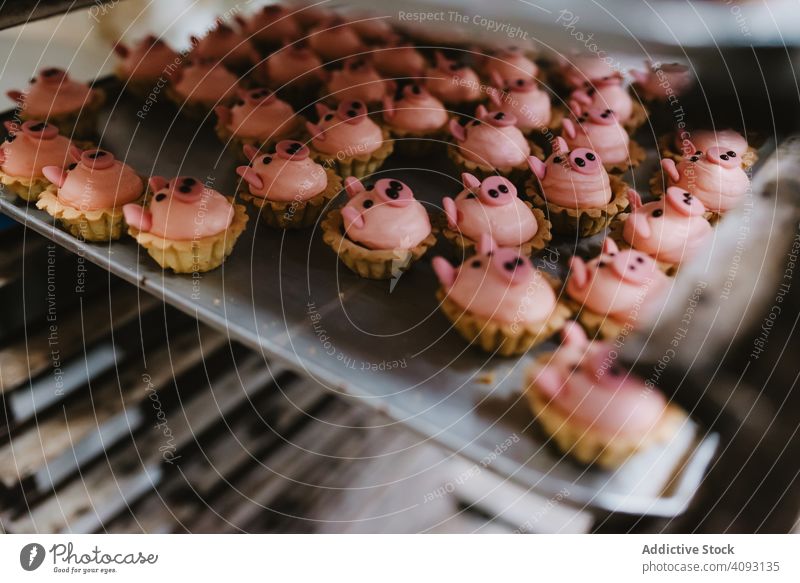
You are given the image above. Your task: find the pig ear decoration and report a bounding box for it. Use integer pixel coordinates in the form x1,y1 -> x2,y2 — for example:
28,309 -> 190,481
382,96 -> 394,118
236,165 -> 264,190
560,320 -> 588,349
41,166 -> 65,186
660,158 -> 680,183
432,256 -> 456,289
341,206 -> 364,231
461,172 -> 481,191
113,43 -> 129,58
7,90 -> 23,103
449,119 -> 466,142
628,188 -> 643,210
242,143 -> 260,161
314,102 -> 331,118
214,105 -> 231,125
602,237 -> 620,255
562,118 -> 577,140
568,256 -> 588,288
527,156 -> 546,180
68,144 -> 83,162
344,176 -> 365,198
488,88 -> 502,107
476,233 -> 497,256
442,197 -> 458,229
148,176 -> 168,192
305,121 -> 324,141
554,136 -> 569,154
533,367 -> 565,399
475,104 -> 488,119
489,70 -> 505,89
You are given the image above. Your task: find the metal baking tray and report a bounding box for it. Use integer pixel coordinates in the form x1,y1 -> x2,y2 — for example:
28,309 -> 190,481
0,77 -> 721,517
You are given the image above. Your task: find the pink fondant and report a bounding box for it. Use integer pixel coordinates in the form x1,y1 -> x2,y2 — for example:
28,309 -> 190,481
630,61 -> 693,102
449,105 -> 530,168
217,88 -> 298,141
534,137 -> 611,208
489,76 -> 551,131
115,35 -> 178,81
326,57 -> 393,105
264,41 -> 323,87
382,84 -> 448,133
307,19 -> 364,62
189,20 -> 258,69
561,55 -> 622,90
562,107 -> 630,165
673,129 -> 748,159
307,100 -> 383,157
236,140 -> 328,202
9,68 -> 98,118
172,60 -> 239,105
570,79 -> 633,124
371,41 -> 427,78
661,149 -> 750,212
0,120 -> 76,179
425,52 -> 483,104
482,47 -> 538,82
239,5 -> 302,45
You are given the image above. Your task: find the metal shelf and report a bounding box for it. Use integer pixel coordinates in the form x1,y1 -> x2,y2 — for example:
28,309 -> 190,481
0,80 -> 719,517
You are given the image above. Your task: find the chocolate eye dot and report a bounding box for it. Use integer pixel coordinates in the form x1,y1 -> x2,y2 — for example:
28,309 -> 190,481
516,79 -> 524,86
179,185 -> 192,193
585,152 -> 596,161
498,184 -> 509,193
689,156 -> 699,162
683,192 -> 691,198
351,102 -> 361,109
553,156 -> 562,164
600,112 -> 609,118
67,162 -> 77,170
598,261 -> 607,268
5,134 -> 15,142
262,156 -> 272,165
494,112 -> 505,120
503,261 -> 516,271
652,209 -> 663,218
720,154 -> 729,161
514,257 -> 524,266
386,190 -> 399,199
574,157 -> 586,167
363,199 -> 374,208
366,184 -> 375,191
388,180 -> 403,190
471,260 -> 481,268
695,150 -> 702,155
346,109 -> 357,117
30,122 -> 46,131
88,151 -> 105,159
728,150 -> 736,157
183,177 -> 196,186
609,365 -> 622,376
636,256 -> 645,263
412,85 -> 421,94
155,193 -> 167,201
466,193 -> 476,199
324,114 -> 334,121
488,189 -> 498,198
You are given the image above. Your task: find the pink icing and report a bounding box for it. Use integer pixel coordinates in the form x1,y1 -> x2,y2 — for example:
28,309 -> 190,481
9,68 -> 97,118
449,105 -> 530,168
482,47 -> 538,82
216,88 -> 298,141
673,129 -> 748,159
489,77 -> 552,131
425,52 -> 483,104
264,42 -> 323,87
623,187 -> 713,265
306,100 -> 383,157
566,238 -> 669,320
239,5 -> 302,45
382,84 -> 448,133
630,62 -> 693,101
443,173 -> 538,246
189,20 -> 258,69
307,20 -> 364,61
326,57 -> 393,105
661,149 -> 750,212
562,55 -> 622,90
172,61 -> 239,104
533,322 -> 668,437
236,140 -> 328,202
432,235 -> 556,325
340,176 -> 431,250
123,176 -> 233,240
350,15 -> 394,42
0,120 -> 77,179
562,107 -> 630,165
115,35 -> 178,81
371,42 -> 427,78
46,149 -> 143,211
528,136 -> 611,209
570,80 -> 633,123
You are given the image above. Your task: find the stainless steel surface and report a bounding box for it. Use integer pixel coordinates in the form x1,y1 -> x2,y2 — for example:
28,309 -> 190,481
0,79 -> 721,517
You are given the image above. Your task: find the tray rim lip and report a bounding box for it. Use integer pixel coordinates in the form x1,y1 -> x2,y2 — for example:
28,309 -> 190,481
0,88 -> 718,517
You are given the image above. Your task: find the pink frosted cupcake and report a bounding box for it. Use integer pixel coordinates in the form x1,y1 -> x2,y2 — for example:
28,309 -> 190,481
564,238 -> 670,338
382,83 -> 449,155
569,77 -> 647,133
114,35 -> 179,96
525,136 -> 629,236
526,322 -> 682,467
561,105 -> 645,172
7,68 -> 105,137
307,17 -> 365,63
558,54 -> 623,92
615,187 -> 713,270
36,149 -> 144,241
189,19 -> 259,73
321,176 -> 435,279
488,75 -> 557,135
262,40 -> 324,105
630,61 -> 693,102
167,60 -> 240,118
425,52 -> 484,111
305,100 -> 393,179
235,140 -> 342,228
349,14 -> 395,43
123,176 -> 248,273
323,56 -> 394,108
659,128 -> 757,169
447,105 -> 540,180
235,5 -> 302,51
655,147 -> 750,214
480,46 -> 538,82
432,234 -> 570,356
441,172 -> 551,255
371,37 -> 427,78
0,120 -> 80,201
214,88 -> 303,155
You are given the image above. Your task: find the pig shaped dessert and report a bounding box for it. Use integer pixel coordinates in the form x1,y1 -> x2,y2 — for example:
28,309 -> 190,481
37,149 -> 144,241
425,52 -> 483,106
167,59 -> 240,115
526,321 -> 678,467
526,137 -> 625,237
371,36 -> 427,78
114,35 -> 179,91
560,54 -> 623,91
569,76 -> 641,130
382,84 -> 449,136
448,105 -> 532,174
235,140 -> 340,228
480,46 -> 539,82
306,100 -> 391,178
123,176 -> 247,273
320,176 -> 435,280
659,146 -> 750,213
0,120 -> 79,201
307,17 -> 364,62
488,74 -> 553,133
263,40 -> 324,92
562,105 -> 640,170
7,68 -> 104,136
235,5 -> 302,49
325,57 -> 394,106
432,235 -> 569,355
350,13 -> 394,42
565,238 -> 669,336
189,19 -> 259,71
442,172 -> 549,252
622,187 -> 713,267
664,128 -> 755,168
214,88 -> 301,148
630,61 -> 693,102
